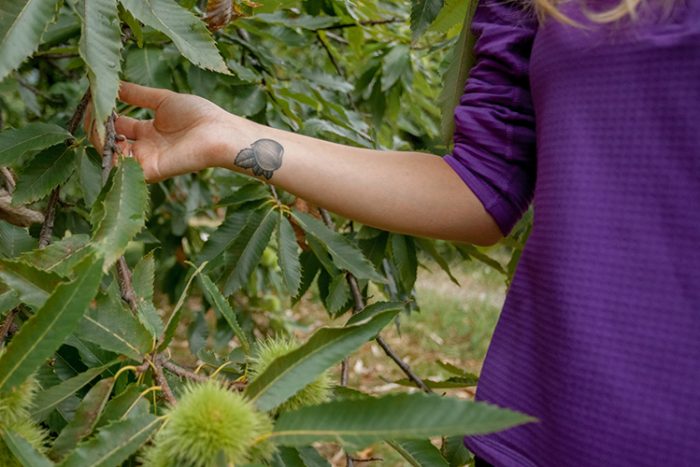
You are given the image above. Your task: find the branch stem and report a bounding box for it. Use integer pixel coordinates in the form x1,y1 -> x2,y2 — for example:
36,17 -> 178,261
318,207 -> 432,393
0,308 -> 19,343
37,89 -> 91,248
152,358 -> 177,405
116,257 -> 139,314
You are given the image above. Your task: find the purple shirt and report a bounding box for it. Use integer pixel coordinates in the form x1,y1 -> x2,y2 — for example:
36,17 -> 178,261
444,1 -> 700,465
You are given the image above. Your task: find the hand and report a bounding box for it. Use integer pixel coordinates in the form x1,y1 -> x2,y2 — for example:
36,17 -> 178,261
108,82 -> 235,182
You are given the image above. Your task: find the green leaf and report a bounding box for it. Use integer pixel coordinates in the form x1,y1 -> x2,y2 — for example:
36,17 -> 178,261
0,221 -> 36,258
415,238 -> 459,285
75,283 -> 154,360
118,0 -> 228,74
272,446 -> 306,467
381,45 -> 411,91
245,307 -> 400,412
51,377 -> 115,460
439,0 -> 477,143
79,0 -> 122,128
277,214 -> 302,295
223,207 -> 277,294
292,211 -> 384,283
197,207 -> 255,264
132,251 -> 155,301
271,393 -> 534,447
0,123 -> 71,167
387,439 -> 449,467
0,256 -> 102,393
0,258 -> 63,308
15,234 -> 91,277
124,47 -> 170,88
428,0 -> 468,34
436,360 -> 472,378
32,362 -> 118,422
95,383 -> 148,428
0,0 -> 62,81
0,290 -> 19,318
58,414 -> 161,467
199,273 -> 250,354
132,252 -> 162,337
79,148 -> 102,207
324,273 -> 350,316
390,234 -> 417,291
91,158 -> 148,269
159,261 -> 208,350
442,434 -> 473,467
1,430 -> 54,467
410,0 -> 444,42
345,301 -> 403,326
297,446 -> 330,467
12,144 -> 77,205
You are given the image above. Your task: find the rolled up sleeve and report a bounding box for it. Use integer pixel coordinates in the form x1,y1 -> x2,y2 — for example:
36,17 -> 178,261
443,0 -> 538,236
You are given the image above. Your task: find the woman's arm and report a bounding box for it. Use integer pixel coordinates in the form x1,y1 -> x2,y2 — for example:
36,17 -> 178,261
112,82 -> 502,246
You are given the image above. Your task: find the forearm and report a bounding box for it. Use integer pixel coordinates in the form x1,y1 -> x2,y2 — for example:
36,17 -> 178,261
209,115 -> 501,245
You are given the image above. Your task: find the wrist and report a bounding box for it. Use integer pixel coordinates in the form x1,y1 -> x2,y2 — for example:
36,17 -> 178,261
206,112 -> 259,170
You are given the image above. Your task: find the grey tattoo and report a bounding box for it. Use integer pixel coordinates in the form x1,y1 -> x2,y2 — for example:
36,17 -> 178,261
234,139 -> 283,179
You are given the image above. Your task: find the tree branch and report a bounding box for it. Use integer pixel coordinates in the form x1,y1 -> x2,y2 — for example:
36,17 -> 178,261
152,358 -> 177,405
162,360 -> 209,383
0,308 -> 19,343
1,167 -> 15,193
318,207 -> 432,394
101,112 -> 117,183
37,89 -> 91,248
0,188 -> 44,227
317,17 -> 404,30
116,257 -> 139,313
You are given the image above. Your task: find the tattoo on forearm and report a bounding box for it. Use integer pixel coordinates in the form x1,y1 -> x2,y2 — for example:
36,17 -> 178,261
234,139 -> 284,180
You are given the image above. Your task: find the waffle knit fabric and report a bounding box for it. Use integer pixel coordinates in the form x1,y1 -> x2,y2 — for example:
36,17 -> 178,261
443,1 -> 700,465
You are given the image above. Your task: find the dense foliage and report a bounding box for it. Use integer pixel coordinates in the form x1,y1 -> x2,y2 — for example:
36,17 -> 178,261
0,0 -> 532,465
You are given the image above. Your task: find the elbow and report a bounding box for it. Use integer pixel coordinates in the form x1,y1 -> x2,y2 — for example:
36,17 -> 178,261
467,226 -> 503,247
472,231 -> 503,247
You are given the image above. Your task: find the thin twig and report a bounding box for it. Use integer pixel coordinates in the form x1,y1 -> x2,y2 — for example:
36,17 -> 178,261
350,457 -> 383,463
1,167 -> 15,193
35,52 -> 80,60
17,78 -> 63,104
152,358 -> 177,405
116,257 -> 139,313
162,360 -> 209,383
37,89 -> 91,248
0,308 -> 19,343
316,32 -> 343,76
101,113 -> 117,183
68,90 -> 91,135
317,17 -> 404,30
38,188 -> 61,248
318,207 -> 432,393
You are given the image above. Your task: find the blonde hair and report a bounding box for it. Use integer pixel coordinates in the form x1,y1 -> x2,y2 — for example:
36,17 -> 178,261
534,0 -> 649,25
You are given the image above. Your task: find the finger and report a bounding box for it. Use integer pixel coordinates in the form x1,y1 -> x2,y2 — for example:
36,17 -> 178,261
118,81 -> 170,110
115,139 -> 131,157
115,115 -> 145,140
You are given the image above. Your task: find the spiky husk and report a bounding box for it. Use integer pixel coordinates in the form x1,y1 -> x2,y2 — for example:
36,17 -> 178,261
247,336 -> 332,415
0,372 -> 40,426
141,380 -> 273,467
0,373 -> 47,465
0,416 -> 48,466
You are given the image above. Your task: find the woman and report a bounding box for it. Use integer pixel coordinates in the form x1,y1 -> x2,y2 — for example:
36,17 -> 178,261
108,0 -> 700,465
